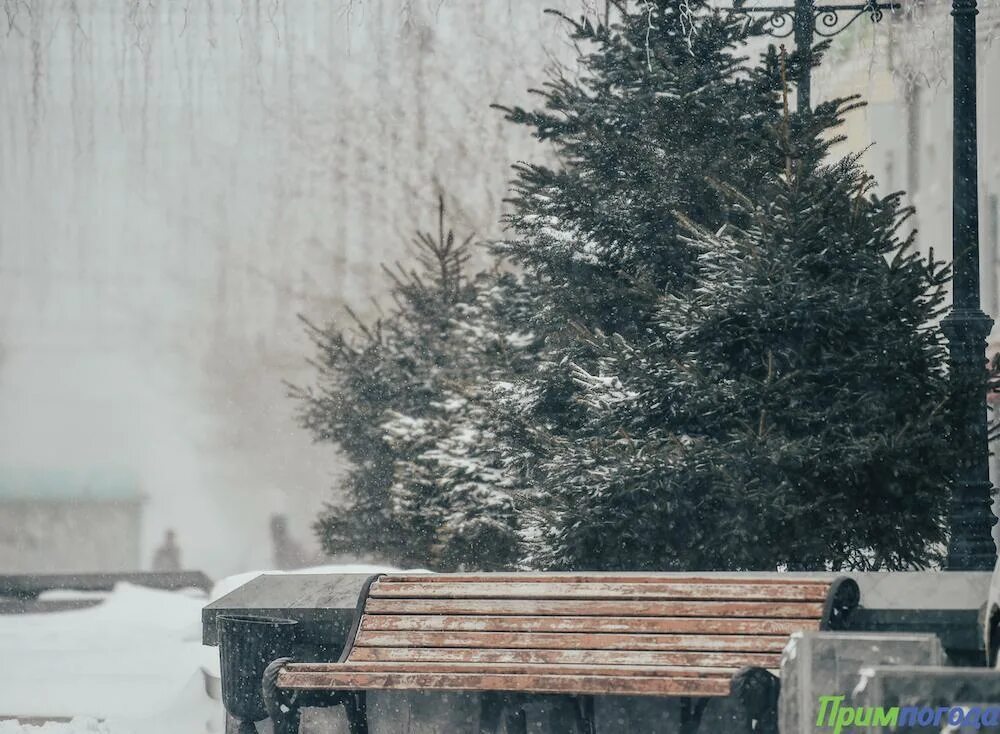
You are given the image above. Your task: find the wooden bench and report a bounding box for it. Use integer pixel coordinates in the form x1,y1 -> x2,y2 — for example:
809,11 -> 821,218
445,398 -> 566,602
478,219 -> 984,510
262,573 -> 860,734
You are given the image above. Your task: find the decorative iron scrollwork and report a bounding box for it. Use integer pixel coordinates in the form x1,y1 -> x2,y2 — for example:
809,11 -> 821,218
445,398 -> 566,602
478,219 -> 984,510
760,9 -> 796,38
729,2 -> 900,40
812,2 -> 894,37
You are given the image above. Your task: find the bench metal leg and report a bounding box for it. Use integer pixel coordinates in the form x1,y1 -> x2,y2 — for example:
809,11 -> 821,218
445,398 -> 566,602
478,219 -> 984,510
262,658 -> 301,734
344,691 -> 369,734
262,658 -> 367,734
505,706 -> 527,734
269,702 -> 300,734
731,667 -> 780,734
479,693 -> 504,734
575,695 -> 596,734
679,697 -> 708,734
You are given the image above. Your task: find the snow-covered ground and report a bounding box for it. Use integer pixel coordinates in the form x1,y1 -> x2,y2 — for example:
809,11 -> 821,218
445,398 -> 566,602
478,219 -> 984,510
0,564 -> 413,733
0,583 -> 221,733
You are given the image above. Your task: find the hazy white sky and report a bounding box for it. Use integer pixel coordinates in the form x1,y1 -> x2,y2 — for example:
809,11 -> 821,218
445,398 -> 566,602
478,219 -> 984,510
0,0 -> 587,576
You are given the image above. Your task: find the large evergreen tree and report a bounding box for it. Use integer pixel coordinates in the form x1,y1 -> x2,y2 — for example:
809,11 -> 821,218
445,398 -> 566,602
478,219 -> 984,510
530,110 -> 954,570
487,2 -> 799,566
487,3 -> 797,463
495,3 -> 793,330
491,4 -> 954,571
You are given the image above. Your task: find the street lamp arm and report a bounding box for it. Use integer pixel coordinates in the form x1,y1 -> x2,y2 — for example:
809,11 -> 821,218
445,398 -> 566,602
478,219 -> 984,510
814,3 -> 899,36
727,2 -> 900,40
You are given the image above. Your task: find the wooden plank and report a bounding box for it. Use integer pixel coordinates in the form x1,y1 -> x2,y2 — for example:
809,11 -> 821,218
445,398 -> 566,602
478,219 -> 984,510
360,614 -> 818,636
348,646 -> 781,669
381,574 -> 832,587
354,630 -> 789,653
281,661 -> 738,678
369,580 -> 830,602
275,670 -> 733,697
363,598 -> 824,619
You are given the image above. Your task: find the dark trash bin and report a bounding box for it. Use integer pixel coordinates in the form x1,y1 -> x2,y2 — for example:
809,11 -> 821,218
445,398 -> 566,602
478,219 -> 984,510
219,614 -> 298,733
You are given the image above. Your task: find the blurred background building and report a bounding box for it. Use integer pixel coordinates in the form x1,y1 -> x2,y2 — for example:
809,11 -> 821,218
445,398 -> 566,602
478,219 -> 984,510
0,468 -> 143,573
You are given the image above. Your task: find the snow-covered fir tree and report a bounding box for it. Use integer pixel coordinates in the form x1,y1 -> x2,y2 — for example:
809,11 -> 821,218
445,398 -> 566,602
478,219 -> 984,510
295,199 -> 537,569
522,85 -> 955,571
487,3 -> 800,565
489,3 -> 956,571
382,271 -> 542,569
495,3 -> 797,326
661,163 -> 952,571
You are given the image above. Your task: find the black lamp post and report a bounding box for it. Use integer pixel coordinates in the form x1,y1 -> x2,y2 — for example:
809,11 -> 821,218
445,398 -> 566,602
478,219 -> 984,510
724,0 -> 997,568
943,0 -> 996,570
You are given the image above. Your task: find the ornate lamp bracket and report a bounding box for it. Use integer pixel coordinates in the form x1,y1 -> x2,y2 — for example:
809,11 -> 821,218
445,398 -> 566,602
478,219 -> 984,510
729,1 -> 901,39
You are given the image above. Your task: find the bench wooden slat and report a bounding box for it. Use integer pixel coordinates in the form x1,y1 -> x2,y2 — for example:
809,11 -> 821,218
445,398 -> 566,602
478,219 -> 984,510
363,598 -> 825,619
281,662 -> 739,678
384,574 -> 831,587
274,670 -> 733,697
359,614 -> 819,636
354,630 -> 789,653
369,580 -> 830,602
348,645 -> 782,669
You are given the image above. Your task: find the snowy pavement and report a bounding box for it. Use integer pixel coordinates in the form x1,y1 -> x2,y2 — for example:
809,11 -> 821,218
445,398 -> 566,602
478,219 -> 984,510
0,564 -> 409,733
0,583 -> 222,733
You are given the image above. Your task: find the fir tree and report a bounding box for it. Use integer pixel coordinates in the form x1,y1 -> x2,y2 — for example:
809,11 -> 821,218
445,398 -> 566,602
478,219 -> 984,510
487,2 -> 799,473
297,2 -> 960,573
489,2 -> 956,571
487,2 -> 807,567
382,270 -> 541,570
527,89 -> 955,571
294,198 -> 534,569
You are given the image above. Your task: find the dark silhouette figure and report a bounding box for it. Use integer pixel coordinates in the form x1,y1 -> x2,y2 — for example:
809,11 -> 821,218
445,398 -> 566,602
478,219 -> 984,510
270,514 -> 305,570
152,529 -> 182,572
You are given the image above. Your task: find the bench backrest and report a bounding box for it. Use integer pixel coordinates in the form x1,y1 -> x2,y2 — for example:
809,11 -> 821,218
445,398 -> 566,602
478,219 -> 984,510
341,573 -> 857,678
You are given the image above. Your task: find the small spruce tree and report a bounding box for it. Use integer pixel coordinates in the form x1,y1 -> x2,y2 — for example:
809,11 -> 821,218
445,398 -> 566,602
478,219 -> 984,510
295,199 -> 533,569
383,270 -> 541,569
